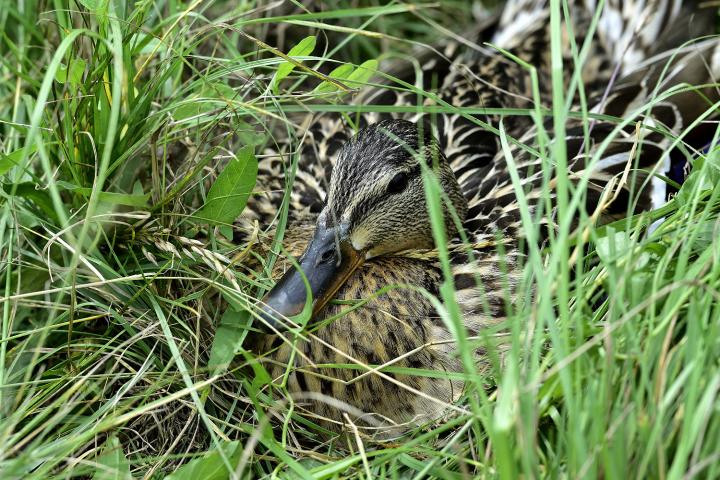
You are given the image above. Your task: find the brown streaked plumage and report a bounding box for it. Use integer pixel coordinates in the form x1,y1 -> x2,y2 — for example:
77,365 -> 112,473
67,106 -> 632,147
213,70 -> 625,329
241,0 -> 720,439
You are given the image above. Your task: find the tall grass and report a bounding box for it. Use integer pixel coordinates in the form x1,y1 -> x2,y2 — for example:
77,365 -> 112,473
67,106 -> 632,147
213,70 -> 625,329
1,0 -> 719,478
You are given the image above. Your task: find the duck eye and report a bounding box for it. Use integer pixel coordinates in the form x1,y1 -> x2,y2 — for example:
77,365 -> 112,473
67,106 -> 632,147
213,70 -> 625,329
387,172 -> 409,195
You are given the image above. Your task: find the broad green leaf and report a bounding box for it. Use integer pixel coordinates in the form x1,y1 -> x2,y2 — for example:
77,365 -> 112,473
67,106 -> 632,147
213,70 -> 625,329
594,227 -> 620,264
675,156 -> 713,207
241,350 -> 273,391
0,145 -> 36,176
345,59 -> 378,86
78,0 -> 109,18
93,436 -> 131,480
55,58 -> 86,86
686,219 -> 720,253
493,359 -> 517,433
194,146 -> 257,224
314,63 -> 354,93
218,224 -> 234,240
136,33 -> 161,55
595,228 -> 649,268
271,35 -> 316,94
211,83 -> 235,99
10,260 -> 50,295
208,308 -> 251,375
132,180 -> 144,196
55,64 -> 68,83
236,120 -> 266,146
165,441 -> 241,480
706,146 -> 720,186
93,76 -> 110,138
5,183 -> 59,223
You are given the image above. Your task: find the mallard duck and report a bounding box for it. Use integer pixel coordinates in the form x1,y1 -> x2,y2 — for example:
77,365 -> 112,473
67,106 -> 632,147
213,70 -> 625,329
243,0 -> 719,438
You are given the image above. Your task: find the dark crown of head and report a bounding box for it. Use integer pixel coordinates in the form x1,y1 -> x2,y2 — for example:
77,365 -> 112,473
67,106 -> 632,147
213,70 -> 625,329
336,119 -> 440,172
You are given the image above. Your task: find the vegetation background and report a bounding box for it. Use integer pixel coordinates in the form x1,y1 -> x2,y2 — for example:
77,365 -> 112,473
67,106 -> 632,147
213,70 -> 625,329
1,0 -> 719,478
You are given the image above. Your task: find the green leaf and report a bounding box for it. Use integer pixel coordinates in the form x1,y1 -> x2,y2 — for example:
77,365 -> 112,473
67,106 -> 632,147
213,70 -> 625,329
595,228 -> 649,268
55,58 -> 86,86
55,64 -> 68,83
132,180 -> 144,196
208,308 -> 251,375
220,289 -> 244,312
5,183 -> 59,223
93,436 -> 131,480
218,224 -> 234,240
705,146 -> 720,186
165,441 -> 241,480
241,350 -> 273,392
78,0 -> 109,19
0,145 -> 36,176
55,182 -> 150,207
271,36 -> 316,94
345,59 -> 378,86
173,83 -> 236,121
687,219 -> 719,253
194,146 -> 257,225
235,120 -> 266,146
209,83 -> 236,99
174,100 -> 214,122
314,63 -> 354,93
100,191 -> 150,207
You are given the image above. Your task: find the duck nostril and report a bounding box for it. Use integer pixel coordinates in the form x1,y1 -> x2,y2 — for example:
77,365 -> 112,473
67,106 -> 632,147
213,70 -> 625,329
318,248 -> 336,265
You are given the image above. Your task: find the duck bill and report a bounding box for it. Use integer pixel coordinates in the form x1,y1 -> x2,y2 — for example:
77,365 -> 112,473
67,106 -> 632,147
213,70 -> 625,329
257,225 -> 364,332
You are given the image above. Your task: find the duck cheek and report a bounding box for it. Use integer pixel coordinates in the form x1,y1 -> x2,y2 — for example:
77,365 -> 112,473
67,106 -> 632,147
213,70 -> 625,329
366,231 -> 424,258
349,225 -> 372,253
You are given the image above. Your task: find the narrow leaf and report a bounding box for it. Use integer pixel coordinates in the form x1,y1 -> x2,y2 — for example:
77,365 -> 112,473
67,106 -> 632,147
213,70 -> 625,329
55,182 -> 150,207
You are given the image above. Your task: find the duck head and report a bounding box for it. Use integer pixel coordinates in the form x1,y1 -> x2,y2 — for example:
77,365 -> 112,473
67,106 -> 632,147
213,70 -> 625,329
257,119 -> 468,331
